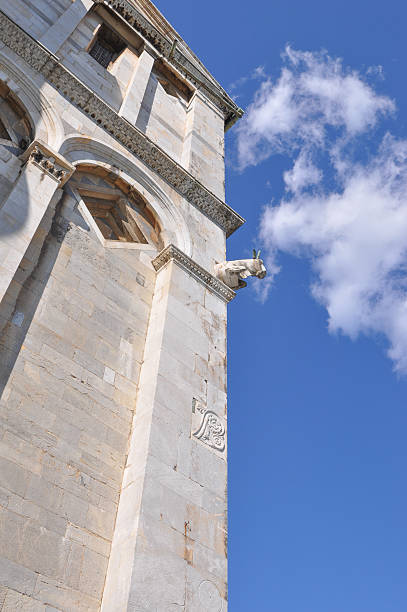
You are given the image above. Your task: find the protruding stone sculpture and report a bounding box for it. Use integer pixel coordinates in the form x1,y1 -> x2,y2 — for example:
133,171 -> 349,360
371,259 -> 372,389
214,249 -> 267,290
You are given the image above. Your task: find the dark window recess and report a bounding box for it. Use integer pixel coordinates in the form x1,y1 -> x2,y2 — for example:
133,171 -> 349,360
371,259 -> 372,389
89,25 -> 126,69
0,118 -> 10,140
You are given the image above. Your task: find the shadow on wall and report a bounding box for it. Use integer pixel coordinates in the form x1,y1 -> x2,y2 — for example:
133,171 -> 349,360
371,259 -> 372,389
0,76 -> 54,396
0,81 -> 34,237
0,191 -> 90,399
135,72 -> 158,133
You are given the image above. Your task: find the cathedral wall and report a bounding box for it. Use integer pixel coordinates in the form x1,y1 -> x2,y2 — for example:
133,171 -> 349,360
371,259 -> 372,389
1,0 -> 73,40
0,4 -> 238,609
1,0 -> 227,197
0,183 -> 155,610
57,10 -> 139,113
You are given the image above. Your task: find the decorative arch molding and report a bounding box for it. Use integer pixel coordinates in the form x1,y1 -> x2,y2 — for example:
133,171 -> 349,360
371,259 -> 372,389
0,50 -> 64,149
60,135 -> 192,255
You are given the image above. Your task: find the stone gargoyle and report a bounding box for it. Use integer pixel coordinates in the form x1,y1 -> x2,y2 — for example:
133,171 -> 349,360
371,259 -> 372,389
214,249 -> 267,290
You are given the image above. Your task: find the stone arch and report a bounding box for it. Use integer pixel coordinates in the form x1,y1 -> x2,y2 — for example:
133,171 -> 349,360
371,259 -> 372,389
59,135 -> 192,255
0,82 -> 32,153
0,50 -> 65,148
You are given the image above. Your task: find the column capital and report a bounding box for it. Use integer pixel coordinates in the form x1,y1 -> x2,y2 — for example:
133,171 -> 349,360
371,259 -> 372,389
21,140 -> 75,186
152,244 -> 235,303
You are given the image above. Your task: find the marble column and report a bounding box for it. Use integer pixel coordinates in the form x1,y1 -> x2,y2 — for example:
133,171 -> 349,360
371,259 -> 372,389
182,91 -> 226,201
101,245 -> 233,612
39,0 -> 94,55
119,47 -> 156,126
0,140 -> 75,304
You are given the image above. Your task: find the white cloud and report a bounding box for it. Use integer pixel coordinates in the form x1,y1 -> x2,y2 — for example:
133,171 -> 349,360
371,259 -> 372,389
237,47 -> 394,169
283,151 -> 322,194
235,47 -> 407,373
228,65 -> 267,101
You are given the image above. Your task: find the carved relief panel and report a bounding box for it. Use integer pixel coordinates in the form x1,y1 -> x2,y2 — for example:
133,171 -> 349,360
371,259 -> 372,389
191,398 -> 227,458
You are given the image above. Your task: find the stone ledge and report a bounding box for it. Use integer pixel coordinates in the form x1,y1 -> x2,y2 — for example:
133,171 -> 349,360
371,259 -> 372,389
0,10 -> 245,237
152,245 -> 236,303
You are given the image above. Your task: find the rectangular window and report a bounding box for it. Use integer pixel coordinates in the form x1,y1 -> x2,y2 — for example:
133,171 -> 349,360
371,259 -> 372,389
89,24 -> 126,69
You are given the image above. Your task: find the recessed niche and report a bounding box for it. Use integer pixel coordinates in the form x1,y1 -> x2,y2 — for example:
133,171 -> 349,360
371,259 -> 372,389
71,165 -> 163,250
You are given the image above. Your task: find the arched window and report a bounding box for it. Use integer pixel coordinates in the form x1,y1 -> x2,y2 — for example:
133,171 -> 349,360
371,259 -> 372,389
0,81 -> 32,154
71,165 -> 163,250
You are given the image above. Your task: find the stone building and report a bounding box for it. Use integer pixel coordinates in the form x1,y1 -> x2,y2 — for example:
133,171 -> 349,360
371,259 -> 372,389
0,1 -> 264,610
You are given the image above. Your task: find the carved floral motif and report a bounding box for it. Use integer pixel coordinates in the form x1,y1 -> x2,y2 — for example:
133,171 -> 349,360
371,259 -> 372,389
193,410 -> 225,453
192,399 -> 226,454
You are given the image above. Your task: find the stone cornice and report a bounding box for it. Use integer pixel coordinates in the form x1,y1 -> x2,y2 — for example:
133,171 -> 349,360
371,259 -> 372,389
93,0 -> 243,129
152,245 -> 236,303
0,10 -> 245,237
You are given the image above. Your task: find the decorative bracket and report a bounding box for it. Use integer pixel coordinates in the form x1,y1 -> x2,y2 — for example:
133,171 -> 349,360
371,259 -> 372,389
21,140 -> 75,186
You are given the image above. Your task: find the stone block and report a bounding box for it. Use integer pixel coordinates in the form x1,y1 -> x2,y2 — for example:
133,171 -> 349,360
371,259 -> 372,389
79,548 -> 108,599
0,556 -> 37,596
0,456 -> 29,497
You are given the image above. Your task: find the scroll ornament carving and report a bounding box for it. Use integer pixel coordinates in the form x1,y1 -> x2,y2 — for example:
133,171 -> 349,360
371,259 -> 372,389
198,580 -> 223,612
152,245 -> 235,303
192,400 -> 226,454
0,10 -> 244,237
193,410 -> 225,453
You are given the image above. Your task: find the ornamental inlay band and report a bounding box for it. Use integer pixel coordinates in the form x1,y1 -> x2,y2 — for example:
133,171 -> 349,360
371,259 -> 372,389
152,245 -> 236,302
0,10 -> 245,237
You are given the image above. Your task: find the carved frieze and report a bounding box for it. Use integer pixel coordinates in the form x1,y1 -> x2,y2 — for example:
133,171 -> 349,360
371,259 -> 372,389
0,10 -> 244,237
152,245 -> 236,303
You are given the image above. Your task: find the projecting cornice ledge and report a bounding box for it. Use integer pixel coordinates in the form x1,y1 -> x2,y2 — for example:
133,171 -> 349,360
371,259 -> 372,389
0,10 -> 245,237
152,245 -> 236,303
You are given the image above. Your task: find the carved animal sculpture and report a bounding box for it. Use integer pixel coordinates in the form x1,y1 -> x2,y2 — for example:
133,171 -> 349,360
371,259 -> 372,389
214,249 -> 267,290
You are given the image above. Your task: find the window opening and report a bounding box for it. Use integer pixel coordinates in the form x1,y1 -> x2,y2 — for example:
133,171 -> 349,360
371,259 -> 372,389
84,196 -> 148,243
89,25 -> 126,69
72,168 -> 163,250
153,61 -> 193,104
0,118 -> 10,141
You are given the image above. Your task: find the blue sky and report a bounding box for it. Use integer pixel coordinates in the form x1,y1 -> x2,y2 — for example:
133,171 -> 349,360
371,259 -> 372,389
155,1 -> 407,610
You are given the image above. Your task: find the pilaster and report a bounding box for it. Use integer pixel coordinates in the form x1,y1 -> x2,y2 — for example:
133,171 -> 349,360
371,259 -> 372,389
101,246 -> 230,612
0,140 -> 75,305
39,0 -> 94,55
119,47 -> 156,126
182,91 -> 226,201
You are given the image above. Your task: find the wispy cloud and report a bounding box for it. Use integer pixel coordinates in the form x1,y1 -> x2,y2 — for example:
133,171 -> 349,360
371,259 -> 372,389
237,47 -> 394,169
235,47 -> 407,373
228,65 -> 267,101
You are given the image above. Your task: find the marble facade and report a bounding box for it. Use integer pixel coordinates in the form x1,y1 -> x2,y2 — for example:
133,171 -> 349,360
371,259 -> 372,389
0,2 -> 257,610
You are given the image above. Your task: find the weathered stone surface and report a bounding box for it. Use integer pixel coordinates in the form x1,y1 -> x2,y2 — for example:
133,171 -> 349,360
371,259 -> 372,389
0,1 -> 250,610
